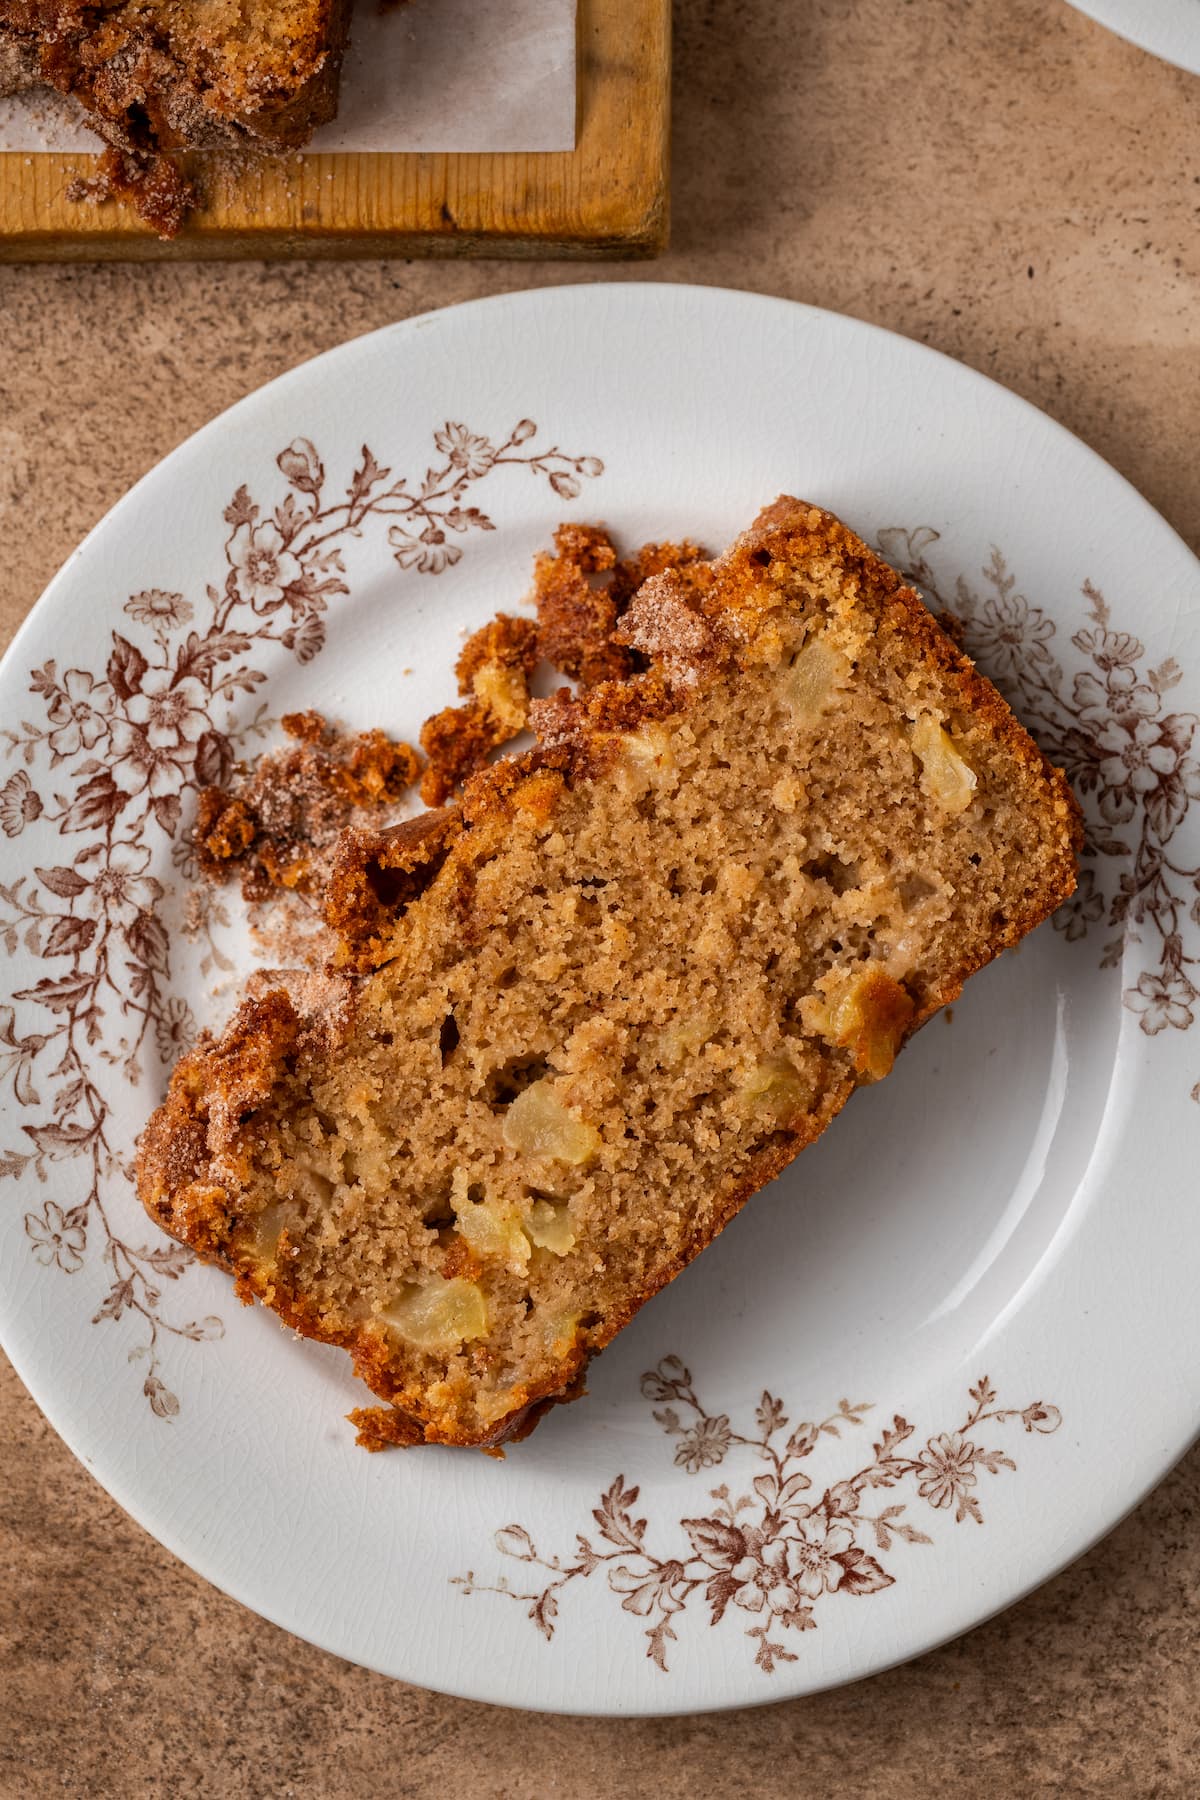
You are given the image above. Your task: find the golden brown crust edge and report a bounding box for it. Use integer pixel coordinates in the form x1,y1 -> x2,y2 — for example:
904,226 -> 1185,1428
136,498 -> 1082,1449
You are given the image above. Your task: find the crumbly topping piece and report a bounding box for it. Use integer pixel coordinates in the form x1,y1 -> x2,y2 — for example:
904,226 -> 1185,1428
325,808 -> 463,973
531,523 -> 631,687
454,614 -> 540,705
195,711 -> 421,901
609,538 -> 710,609
531,525 -> 713,691
0,30 -> 37,94
419,534 -> 714,806
66,143 -> 197,239
419,615 -> 541,807
615,569 -> 729,692
244,965 -> 356,1052
547,522 -> 617,576
419,700 -> 507,809
529,670 -> 679,756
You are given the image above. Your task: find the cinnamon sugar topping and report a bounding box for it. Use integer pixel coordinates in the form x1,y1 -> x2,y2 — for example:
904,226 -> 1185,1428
195,711 -> 421,901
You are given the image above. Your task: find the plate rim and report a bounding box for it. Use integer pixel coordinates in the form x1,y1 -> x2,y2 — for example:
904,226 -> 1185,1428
1063,0 -> 1200,78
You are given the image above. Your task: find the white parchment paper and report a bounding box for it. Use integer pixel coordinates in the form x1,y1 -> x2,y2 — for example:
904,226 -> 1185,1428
0,0 -> 577,154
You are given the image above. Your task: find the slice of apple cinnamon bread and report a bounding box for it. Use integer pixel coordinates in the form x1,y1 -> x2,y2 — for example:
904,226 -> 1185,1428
137,498 -> 1080,1450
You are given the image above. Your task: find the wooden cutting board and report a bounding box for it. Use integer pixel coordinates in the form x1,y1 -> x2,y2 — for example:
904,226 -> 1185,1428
0,0 -> 668,261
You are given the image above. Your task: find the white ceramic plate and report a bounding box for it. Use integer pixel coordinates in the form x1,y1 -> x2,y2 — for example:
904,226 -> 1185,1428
2,285 -> 1198,1717
1065,0 -> 1200,74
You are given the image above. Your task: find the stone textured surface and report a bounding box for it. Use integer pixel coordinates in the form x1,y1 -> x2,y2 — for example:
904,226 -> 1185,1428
2,1 -> 1199,1792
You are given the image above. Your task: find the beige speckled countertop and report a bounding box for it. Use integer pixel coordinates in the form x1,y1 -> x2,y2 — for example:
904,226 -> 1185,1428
2,2 -> 1200,1792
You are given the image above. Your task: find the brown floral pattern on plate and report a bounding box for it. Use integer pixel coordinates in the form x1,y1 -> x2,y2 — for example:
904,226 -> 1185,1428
453,1360 -> 1061,1675
0,420 -> 604,1418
